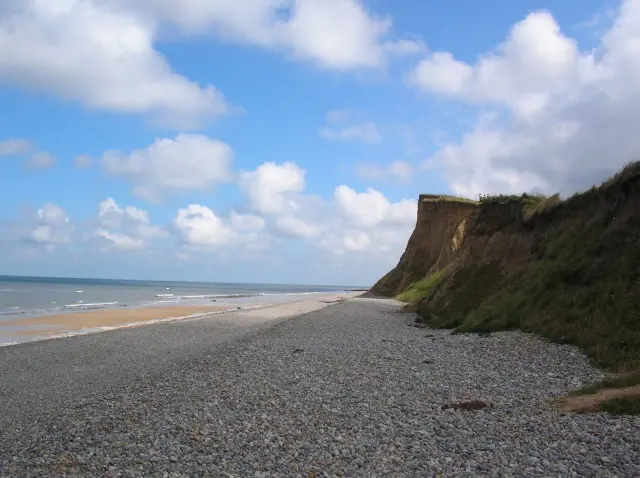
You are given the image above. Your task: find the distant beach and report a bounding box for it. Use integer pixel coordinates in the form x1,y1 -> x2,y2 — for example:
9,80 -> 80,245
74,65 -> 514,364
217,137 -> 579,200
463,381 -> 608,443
0,275 -> 364,346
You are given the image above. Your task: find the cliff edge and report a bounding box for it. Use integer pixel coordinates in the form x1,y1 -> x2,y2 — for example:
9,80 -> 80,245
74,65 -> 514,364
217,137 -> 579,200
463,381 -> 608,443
370,195 -> 477,296
373,162 -> 640,373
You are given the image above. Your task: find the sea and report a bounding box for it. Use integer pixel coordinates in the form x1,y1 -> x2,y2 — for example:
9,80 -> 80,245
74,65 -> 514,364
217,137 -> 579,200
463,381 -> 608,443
0,275 -> 365,320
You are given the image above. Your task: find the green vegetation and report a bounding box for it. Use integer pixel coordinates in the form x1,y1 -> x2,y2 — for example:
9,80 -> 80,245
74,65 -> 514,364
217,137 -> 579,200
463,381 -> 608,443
396,162 -> 640,373
452,205 -> 640,371
522,194 -> 562,221
430,261 -> 504,329
396,269 -> 445,304
600,396 -> 640,415
478,193 -> 524,203
569,371 -> 640,396
421,194 -> 479,205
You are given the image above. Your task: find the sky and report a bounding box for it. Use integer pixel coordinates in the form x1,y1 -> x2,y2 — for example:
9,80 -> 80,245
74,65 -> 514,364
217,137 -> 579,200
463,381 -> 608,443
0,0 -> 637,286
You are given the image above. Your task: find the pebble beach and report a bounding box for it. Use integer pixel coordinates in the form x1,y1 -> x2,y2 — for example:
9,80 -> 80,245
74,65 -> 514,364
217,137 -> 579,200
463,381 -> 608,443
1,295 -> 638,477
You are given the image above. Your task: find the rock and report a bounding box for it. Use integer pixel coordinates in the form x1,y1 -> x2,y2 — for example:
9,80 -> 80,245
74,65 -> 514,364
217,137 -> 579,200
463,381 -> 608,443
442,400 -> 490,411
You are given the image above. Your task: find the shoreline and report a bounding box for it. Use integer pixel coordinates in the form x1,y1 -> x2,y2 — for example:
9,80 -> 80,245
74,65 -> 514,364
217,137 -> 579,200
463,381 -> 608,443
0,293 -> 356,347
0,304 -> 269,347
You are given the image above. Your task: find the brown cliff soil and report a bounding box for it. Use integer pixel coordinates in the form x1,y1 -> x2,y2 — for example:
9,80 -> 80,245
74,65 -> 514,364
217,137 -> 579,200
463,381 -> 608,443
375,162 -> 640,375
370,195 -> 478,297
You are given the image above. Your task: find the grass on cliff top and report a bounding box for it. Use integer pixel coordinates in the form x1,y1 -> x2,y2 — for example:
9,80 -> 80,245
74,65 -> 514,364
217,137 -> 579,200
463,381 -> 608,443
421,194 -> 478,205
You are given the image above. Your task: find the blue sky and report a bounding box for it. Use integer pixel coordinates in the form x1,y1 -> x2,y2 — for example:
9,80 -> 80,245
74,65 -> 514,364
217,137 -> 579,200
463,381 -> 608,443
0,0 -> 636,285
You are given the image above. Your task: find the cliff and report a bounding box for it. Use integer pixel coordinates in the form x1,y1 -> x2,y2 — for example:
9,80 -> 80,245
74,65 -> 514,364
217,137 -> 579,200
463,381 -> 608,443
370,195 -> 477,296
373,162 -> 640,373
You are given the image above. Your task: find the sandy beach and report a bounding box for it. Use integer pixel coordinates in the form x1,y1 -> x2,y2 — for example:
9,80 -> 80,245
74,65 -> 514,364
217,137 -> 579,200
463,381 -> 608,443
0,293 -> 353,343
0,304 -> 238,338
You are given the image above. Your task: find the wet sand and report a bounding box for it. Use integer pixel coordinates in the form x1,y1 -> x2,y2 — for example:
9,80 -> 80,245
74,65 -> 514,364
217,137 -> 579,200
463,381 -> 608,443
1,305 -> 240,337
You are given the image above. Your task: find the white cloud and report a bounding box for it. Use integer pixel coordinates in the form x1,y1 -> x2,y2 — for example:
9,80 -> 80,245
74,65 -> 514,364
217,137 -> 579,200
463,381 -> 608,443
27,203 -> 74,248
1,0 -> 420,127
0,0 -> 228,128
408,11 -> 579,119
94,229 -> 145,250
94,198 -> 166,250
24,151 -> 55,170
335,186 -> 390,228
277,0 -> 390,70
173,204 -> 243,248
275,216 -> 321,238
0,138 -> 32,156
411,0 -> 640,197
238,161 -> 306,215
229,212 -> 266,232
122,0 -> 395,71
311,185 -> 417,257
234,160 -> 416,261
356,160 -> 414,184
101,134 -> 234,202
319,122 -> 382,144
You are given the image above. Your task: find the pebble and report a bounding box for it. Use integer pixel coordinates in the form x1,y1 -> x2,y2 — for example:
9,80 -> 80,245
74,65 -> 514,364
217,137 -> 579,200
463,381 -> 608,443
0,297 -> 638,477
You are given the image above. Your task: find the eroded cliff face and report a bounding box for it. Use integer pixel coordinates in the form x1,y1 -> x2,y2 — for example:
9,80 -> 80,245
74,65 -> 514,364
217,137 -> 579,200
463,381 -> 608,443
374,162 -> 640,371
370,195 -> 477,296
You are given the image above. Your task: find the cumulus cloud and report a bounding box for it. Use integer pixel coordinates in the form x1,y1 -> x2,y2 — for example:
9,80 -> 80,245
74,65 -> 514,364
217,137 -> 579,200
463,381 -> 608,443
229,211 -> 266,232
234,156 -> 416,259
1,0 -> 418,127
0,0 -> 228,128
94,229 -> 145,250
93,198 -> 166,250
409,0 -> 640,197
356,160 -> 414,184
101,134 -> 234,202
11,203 -> 75,251
119,0 -> 397,70
333,185 -> 416,228
408,11 -> 579,119
173,204 -> 265,249
275,216 -> 321,238
238,161 -> 306,215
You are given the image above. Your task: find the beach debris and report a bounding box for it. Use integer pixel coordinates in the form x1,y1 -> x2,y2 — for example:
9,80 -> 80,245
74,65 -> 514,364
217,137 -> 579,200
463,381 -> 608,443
424,334 -> 435,338
381,339 -> 400,343
292,348 -> 304,354
442,400 -> 489,411
423,359 -> 434,364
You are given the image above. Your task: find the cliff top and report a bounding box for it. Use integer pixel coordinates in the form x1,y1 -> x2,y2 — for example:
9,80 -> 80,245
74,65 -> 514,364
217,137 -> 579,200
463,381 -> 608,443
419,194 -> 478,205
